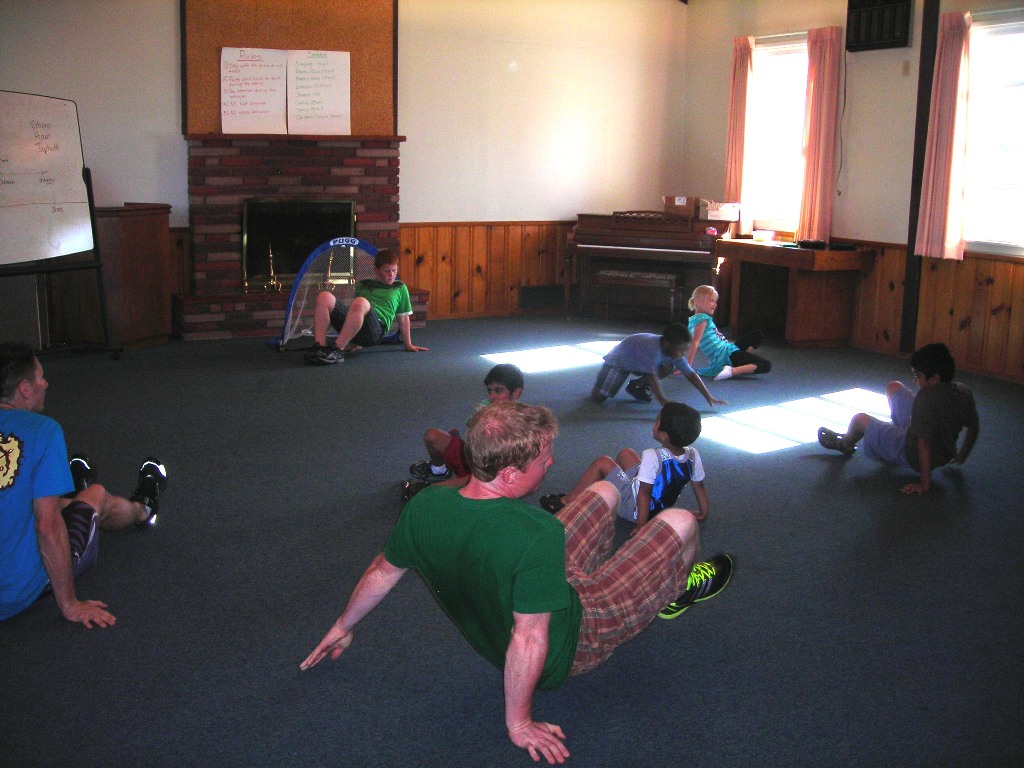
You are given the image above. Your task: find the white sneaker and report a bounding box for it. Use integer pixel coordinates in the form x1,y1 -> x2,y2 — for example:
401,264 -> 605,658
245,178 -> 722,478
714,365 -> 734,381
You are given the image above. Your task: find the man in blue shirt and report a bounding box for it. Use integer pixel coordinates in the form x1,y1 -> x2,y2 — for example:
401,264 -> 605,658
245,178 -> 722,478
1,342 -> 166,626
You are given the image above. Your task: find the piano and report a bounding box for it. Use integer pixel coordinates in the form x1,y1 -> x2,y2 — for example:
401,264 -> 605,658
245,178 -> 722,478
566,210 -> 729,322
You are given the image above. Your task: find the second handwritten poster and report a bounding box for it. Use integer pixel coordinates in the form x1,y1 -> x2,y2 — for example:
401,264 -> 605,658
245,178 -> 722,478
287,50 -> 351,135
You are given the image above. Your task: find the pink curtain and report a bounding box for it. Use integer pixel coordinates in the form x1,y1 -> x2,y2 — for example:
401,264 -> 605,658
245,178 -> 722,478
724,36 -> 753,212
796,26 -> 842,242
915,12 -> 971,260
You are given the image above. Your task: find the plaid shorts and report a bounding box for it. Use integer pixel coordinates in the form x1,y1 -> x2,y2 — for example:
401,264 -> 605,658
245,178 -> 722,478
558,486 -> 691,676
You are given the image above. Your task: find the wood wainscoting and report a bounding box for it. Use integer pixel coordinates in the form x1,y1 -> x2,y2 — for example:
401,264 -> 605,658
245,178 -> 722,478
399,221 -> 572,319
851,244 -> 1024,383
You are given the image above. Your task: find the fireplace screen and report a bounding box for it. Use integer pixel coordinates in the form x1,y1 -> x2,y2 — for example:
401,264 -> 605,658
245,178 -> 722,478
242,199 -> 355,292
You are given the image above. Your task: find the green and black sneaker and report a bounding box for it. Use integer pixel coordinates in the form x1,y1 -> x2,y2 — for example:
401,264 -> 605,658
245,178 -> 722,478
658,553 -> 733,620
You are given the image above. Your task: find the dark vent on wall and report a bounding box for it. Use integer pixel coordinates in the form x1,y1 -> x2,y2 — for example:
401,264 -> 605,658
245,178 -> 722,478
847,0 -> 912,51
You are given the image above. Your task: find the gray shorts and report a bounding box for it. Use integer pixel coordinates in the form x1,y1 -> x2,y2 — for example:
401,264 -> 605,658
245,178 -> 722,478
63,500 -> 99,576
592,364 -> 636,399
606,464 -> 640,522
329,303 -> 385,347
37,501 -> 99,602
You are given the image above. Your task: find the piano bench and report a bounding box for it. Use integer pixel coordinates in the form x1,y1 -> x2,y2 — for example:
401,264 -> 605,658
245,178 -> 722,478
594,270 -> 681,322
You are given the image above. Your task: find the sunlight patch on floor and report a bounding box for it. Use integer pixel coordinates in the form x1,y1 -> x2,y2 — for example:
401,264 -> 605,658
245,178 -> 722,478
482,345 -> 606,373
702,388 -> 891,453
481,343 -> 890,455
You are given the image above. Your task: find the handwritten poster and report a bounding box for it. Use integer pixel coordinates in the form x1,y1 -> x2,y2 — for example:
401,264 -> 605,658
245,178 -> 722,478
220,47 -> 287,134
287,50 -> 351,135
1,91 -> 94,266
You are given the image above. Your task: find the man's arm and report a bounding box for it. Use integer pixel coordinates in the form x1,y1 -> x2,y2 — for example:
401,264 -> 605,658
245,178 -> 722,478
33,496 -> 115,628
300,552 -> 407,670
504,611 -> 569,765
397,314 -> 428,352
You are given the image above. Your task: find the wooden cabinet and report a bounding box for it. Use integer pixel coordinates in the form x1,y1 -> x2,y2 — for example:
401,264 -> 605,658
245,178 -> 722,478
717,240 -> 875,348
47,203 -> 174,348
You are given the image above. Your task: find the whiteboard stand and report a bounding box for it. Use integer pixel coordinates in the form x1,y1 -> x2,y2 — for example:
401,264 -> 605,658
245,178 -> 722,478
0,91 -> 119,359
0,169 -> 120,360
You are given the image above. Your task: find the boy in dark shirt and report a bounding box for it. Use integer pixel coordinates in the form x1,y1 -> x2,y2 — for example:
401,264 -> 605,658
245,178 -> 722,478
817,342 -> 980,494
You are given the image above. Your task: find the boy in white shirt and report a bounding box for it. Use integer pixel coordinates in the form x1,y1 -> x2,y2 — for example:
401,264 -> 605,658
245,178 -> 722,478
540,401 -> 708,527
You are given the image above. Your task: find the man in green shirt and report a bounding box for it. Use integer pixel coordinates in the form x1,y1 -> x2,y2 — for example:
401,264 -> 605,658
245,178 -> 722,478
301,401 -> 732,764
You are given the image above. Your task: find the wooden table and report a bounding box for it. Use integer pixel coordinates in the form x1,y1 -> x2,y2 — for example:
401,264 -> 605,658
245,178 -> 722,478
716,240 -> 874,348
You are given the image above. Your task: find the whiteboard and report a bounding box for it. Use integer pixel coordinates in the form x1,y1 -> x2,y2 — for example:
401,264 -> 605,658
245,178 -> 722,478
0,91 -> 94,267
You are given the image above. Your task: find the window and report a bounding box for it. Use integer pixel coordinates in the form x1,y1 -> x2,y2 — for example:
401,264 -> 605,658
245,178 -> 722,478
742,40 -> 808,233
963,16 -> 1024,253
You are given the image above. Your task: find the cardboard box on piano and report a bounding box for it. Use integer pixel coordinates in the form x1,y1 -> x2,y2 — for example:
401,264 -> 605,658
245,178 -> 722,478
662,195 -> 701,218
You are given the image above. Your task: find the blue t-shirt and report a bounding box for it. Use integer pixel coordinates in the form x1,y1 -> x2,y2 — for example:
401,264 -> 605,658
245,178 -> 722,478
1,409 -> 74,620
603,333 -> 695,376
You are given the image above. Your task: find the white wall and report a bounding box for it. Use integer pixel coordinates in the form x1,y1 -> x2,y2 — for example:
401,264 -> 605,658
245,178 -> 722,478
2,0 -> 1017,239
678,0 -> 918,244
0,0 -> 188,226
397,0 -> 688,222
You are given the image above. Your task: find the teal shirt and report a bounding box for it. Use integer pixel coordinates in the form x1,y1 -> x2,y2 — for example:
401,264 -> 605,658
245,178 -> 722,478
384,486 -> 582,690
688,312 -> 738,376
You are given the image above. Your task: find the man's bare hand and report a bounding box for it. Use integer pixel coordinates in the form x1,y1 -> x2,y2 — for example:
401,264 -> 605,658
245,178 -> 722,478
63,599 -> 115,628
299,627 -> 353,670
509,720 -> 569,765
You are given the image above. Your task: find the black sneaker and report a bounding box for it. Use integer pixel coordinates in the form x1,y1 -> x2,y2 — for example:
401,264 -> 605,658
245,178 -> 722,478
313,346 -> 345,365
625,378 -> 653,403
409,460 -> 453,483
131,457 -> 168,527
303,343 -> 324,363
658,554 -> 733,619
69,453 -> 96,493
539,494 -> 566,513
401,479 -> 428,502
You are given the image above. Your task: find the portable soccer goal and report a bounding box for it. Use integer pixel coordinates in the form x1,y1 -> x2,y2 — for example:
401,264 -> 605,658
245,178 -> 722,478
271,237 -> 379,351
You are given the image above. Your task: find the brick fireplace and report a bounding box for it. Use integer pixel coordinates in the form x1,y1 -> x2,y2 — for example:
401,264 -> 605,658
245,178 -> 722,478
174,135 -> 403,340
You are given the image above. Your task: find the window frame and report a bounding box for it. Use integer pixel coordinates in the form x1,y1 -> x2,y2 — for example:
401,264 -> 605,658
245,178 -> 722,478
962,12 -> 1024,258
742,35 -> 809,236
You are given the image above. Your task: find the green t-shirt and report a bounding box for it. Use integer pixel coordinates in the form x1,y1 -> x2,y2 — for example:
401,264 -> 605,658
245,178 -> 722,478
384,486 -> 582,690
354,279 -> 412,332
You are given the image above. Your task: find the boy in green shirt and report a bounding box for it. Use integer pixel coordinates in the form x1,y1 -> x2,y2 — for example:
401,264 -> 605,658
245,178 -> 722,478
306,248 -> 427,364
